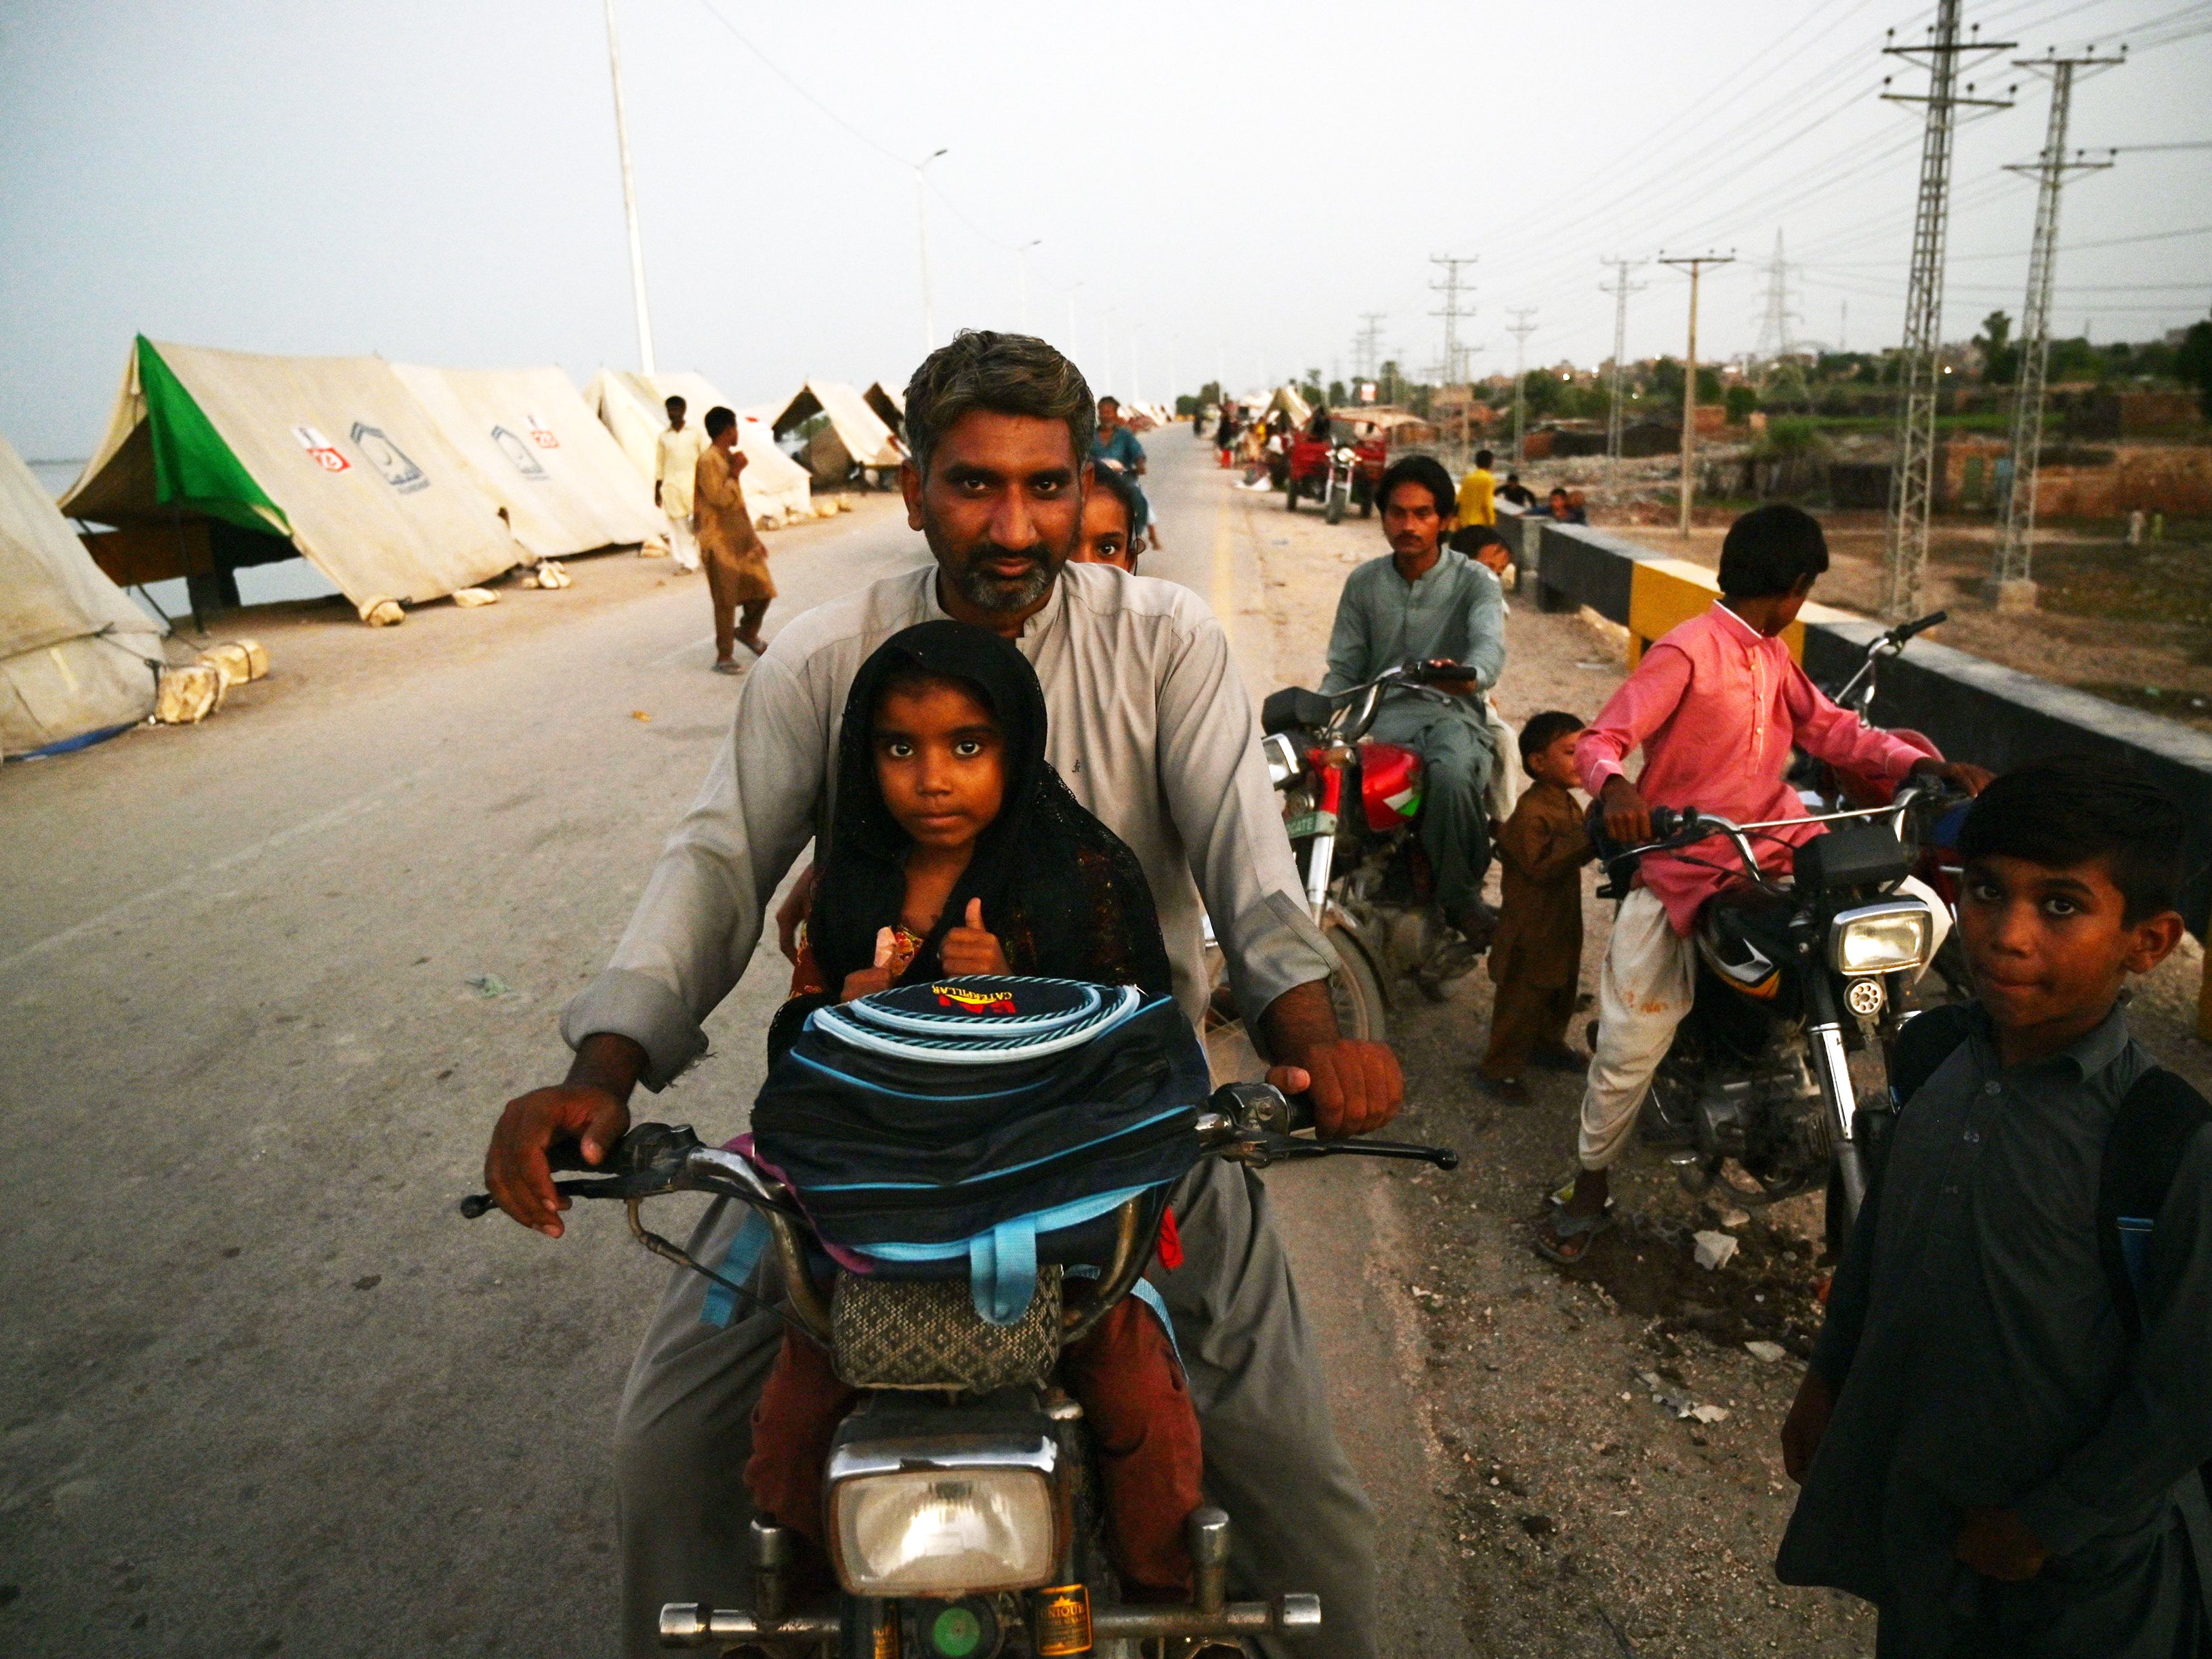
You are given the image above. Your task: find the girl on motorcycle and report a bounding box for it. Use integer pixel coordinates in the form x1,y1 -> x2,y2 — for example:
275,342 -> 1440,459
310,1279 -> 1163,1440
757,621 -> 1203,1596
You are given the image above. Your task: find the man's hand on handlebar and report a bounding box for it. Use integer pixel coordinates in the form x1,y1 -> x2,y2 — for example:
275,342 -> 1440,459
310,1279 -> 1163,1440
1598,774 -> 1654,845
1257,979 -> 1404,1138
484,1032 -> 645,1238
1910,757 -> 1993,797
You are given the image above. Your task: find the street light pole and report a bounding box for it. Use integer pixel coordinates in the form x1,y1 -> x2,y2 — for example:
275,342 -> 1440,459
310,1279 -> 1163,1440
601,0 -> 656,375
1016,239 -> 1043,333
1658,252 -> 1735,537
915,148 -> 948,354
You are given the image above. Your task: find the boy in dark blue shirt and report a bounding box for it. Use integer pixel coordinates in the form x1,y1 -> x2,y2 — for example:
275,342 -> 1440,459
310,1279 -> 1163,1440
1776,756 -> 2211,1657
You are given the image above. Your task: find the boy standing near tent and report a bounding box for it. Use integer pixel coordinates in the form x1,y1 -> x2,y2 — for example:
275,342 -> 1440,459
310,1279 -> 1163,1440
654,396 -> 706,573
696,406 -> 773,673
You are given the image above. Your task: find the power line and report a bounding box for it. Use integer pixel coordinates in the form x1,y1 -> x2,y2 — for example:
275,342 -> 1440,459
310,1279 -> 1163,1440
1657,255 -> 1734,537
1428,256 -> 1480,386
1504,309 -> 1539,467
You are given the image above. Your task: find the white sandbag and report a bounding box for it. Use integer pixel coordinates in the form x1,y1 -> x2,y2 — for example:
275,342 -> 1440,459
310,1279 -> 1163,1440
155,662 -> 226,724
453,587 -> 499,608
198,638 -> 268,687
362,598 -> 406,627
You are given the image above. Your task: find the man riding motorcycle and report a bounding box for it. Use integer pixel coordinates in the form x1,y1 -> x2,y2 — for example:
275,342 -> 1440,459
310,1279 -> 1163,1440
1320,454 -> 1508,965
480,329 -> 1402,1659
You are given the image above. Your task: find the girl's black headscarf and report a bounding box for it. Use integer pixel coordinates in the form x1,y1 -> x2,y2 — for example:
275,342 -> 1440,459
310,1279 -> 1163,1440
778,621 -> 1173,1054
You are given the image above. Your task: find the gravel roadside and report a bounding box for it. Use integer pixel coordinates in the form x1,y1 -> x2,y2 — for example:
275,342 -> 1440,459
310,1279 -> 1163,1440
1234,474 -> 2206,1656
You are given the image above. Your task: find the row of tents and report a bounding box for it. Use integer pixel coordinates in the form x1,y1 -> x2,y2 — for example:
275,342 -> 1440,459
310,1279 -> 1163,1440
3,337 -> 920,757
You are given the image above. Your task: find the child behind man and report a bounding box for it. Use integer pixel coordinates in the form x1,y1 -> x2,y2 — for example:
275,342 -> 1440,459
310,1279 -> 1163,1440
1479,711 -> 1597,1097
1777,756 -> 2211,1657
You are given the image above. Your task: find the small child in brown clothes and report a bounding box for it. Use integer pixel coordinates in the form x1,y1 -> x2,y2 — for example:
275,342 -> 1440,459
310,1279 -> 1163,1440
1480,711 -> 1598,1098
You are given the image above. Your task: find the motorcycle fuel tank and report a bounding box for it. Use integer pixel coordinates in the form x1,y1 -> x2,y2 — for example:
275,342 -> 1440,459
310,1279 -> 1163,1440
1358,741 -> 1423,831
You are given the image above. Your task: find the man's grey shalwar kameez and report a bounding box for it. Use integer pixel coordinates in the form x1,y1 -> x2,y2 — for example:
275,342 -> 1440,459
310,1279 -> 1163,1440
1320,549 -> 1507,924
562,562 -> 1377,1659
1777,1004 -> 2212,1657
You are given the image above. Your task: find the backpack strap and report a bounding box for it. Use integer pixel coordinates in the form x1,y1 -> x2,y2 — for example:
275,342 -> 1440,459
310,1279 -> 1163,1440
1889,1001 -> 1977,1110
2097,1067 -> 2212,1341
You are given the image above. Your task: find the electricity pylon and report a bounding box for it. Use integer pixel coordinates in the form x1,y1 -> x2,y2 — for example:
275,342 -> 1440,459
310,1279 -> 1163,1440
1877,1 -> 2015,619
1601,257 -> 1648,471
1992,46 -> 2124,608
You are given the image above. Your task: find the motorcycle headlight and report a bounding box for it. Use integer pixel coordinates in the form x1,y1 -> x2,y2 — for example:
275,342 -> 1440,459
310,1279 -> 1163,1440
831,1467 -> 1056,1597
1827,900 -> 1932,976
1263,731 -> 1302,787
1333,446 -> 1355,463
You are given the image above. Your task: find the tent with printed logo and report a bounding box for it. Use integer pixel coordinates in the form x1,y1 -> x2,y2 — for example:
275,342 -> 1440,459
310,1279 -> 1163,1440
771,380 -> 906,486
61,337 -> 526,620
391,362 -> 661,560
585,369 -> 813,528
1,428 -> 163,755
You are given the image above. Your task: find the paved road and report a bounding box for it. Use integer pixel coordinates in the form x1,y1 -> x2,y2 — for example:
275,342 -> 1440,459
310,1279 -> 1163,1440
0,432 -> 1466,1656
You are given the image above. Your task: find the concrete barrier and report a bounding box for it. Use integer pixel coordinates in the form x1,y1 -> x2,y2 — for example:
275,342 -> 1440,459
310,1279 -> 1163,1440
1522,517 -> 2212,1034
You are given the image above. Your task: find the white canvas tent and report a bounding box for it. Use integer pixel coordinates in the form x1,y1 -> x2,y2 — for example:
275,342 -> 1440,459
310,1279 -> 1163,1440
772,381 -> 905,484
585,369 -> 813,528
62,338 -> 526,620
391,363 -> 661,560
1,429 -> 162,755
862,381 -> 906,439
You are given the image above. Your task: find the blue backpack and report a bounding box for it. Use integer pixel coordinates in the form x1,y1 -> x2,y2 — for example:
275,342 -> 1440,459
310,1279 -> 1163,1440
746,975 -> 1207,1326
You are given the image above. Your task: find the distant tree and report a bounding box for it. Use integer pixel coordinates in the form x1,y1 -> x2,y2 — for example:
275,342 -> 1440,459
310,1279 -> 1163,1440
1198,379 -> 1222,407
2177,320 -> 2212,420
1725,384 -> 1759,425
1975,310 -> 2018,384
1328,379 -> 1348,406
1521,369 -> 1562,419
2047,337 -> 2102,383
1646,357 -> 1723,406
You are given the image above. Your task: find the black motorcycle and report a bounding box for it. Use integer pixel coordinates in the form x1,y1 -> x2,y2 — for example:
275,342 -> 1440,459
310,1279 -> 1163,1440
1593,784 -> 1961,1248
464,1086 -> 1453,1657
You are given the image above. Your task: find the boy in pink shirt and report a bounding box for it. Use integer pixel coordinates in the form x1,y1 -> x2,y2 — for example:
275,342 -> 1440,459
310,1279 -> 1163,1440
1533,505 -> 1988,1263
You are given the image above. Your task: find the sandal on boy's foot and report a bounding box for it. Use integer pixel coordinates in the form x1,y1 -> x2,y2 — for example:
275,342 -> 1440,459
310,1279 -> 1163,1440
1532,1185 -> 1616,1265
712,657 -> 745,676
1475,1072 -> 1528,1102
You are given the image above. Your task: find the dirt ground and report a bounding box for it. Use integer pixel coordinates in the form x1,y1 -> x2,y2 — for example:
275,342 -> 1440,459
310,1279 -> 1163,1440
1238,479 -> 2212,1657
1506,453 -> 2212,732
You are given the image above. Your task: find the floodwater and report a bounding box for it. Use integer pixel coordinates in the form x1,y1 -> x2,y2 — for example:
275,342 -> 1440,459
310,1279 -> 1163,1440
30,458 -> 340,622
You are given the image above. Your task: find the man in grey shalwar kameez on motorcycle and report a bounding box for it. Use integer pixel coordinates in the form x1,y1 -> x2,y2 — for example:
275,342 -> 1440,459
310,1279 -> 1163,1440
1320,454 -> 1508,964
481,330 -> 1404,1659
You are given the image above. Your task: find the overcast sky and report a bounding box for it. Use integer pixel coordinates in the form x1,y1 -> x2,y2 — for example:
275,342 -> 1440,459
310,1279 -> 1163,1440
3,0 -> 2208,461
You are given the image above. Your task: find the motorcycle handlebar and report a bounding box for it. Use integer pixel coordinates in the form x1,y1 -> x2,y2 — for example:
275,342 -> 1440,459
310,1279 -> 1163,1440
1892,610 -> 1947,645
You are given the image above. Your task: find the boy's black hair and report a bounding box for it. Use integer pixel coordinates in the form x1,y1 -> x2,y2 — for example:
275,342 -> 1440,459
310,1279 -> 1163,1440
1377,455 -> 1457,520
1518,709 -> 1586,768
1087,461 -> 1146,536
665,395 -> 686,413
1717,503 -> 1829,597
1957,755 -> 2190,924
1448,524 -> 1508,558
1474,448 -> 1494,468
703,405 -> 736,438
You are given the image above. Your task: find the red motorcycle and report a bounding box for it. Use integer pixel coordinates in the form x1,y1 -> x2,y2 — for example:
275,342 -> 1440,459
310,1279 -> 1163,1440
1282,431 -> 1385,524
1251,659 -> 1484,1037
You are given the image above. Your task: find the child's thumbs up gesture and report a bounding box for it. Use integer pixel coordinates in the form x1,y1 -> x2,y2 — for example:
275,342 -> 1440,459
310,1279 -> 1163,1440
839,927 -> 899,1003
938,898 -> 1011,978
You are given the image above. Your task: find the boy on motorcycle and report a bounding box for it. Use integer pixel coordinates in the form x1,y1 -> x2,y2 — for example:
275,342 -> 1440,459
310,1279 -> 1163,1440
1533,504 -> 1988,1263
1320,455 -> 1507,963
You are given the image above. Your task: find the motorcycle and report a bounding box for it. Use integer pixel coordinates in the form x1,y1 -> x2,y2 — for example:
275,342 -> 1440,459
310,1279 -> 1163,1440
1253,658 -> 1489,1041
1594,784 -> 1961,1250
1789,608 -> 1973,1001
463,1084 -> 1455,1658
1281,434 -> 1383,524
